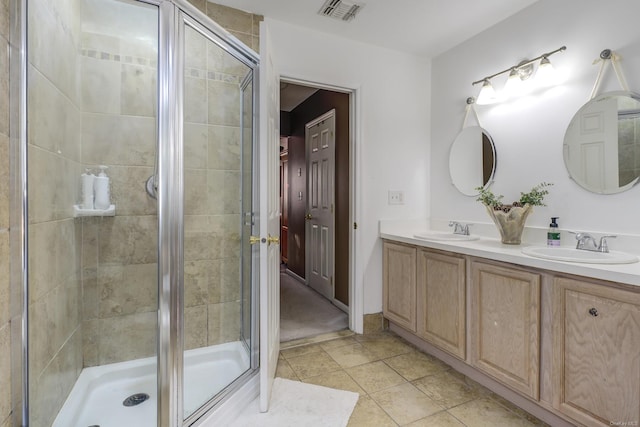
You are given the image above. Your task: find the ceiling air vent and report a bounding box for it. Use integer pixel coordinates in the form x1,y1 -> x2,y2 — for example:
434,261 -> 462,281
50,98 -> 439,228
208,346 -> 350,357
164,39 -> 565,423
318,0 -> 364,22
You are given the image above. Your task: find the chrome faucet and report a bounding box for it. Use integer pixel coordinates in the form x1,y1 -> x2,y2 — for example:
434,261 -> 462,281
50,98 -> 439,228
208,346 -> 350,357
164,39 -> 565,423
570,232 -> 616,253
449,221 -> 471,236
597,235 -> 616,253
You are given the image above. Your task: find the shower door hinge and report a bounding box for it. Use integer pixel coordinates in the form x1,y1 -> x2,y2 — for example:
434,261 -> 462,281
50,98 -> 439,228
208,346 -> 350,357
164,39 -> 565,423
243,211 -> 255,226
353,222 -> 358,230
330,276 -> 333,286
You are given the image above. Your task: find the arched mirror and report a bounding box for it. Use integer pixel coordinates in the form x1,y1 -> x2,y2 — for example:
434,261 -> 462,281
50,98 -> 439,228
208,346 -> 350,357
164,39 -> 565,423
449,126 -> 497,196
564,91 -> 640,194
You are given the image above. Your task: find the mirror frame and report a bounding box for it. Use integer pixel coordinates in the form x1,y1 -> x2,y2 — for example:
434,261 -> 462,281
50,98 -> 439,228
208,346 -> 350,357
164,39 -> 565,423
448,126 -> 497,196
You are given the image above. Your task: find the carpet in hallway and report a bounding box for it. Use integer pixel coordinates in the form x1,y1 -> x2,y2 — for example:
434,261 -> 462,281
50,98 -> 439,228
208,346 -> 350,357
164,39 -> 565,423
280,272 -> 348,342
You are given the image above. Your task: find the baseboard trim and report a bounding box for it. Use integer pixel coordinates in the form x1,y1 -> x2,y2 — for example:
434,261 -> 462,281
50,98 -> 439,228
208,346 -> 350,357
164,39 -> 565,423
283,268 -> 306,284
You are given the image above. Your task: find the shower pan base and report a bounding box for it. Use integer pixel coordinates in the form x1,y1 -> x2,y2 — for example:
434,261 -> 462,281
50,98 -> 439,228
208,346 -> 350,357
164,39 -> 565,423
53,341 -> 250,427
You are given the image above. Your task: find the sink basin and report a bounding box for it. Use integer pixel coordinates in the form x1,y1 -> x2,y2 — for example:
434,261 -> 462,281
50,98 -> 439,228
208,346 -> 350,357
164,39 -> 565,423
521,246 -> 639,264
413,232 -> 479,242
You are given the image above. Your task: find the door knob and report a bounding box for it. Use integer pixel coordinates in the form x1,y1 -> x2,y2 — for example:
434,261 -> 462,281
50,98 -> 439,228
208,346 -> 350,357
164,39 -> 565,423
305,213 -> 313,220
267,234 -> 280,245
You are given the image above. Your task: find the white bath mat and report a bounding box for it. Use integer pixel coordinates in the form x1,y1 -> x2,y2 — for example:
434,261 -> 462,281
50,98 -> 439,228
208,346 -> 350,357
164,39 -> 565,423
230,378 -> 359,427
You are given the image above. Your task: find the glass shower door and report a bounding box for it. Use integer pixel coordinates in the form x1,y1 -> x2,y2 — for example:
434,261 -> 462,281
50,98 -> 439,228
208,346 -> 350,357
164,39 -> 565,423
181,15 -> 258,421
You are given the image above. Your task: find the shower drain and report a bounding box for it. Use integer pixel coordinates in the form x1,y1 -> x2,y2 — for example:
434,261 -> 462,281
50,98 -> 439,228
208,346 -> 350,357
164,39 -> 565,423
123,393 -> 150,407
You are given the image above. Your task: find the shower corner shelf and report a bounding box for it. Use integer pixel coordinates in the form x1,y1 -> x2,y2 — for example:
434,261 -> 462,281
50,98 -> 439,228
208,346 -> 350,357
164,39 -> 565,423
73,204 -> 116,218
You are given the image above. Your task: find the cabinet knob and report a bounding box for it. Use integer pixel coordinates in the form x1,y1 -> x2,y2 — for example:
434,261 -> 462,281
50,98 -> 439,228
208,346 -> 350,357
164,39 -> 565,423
588,307 -> 599,317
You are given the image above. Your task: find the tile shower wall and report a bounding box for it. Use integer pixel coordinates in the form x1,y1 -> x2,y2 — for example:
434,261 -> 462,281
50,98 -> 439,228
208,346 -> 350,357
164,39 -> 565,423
183,24 -> 243,350
182,1 -> 262,351
190,1 -> 262,54
27,0 -> 84,425
78,23 -> 159,367
79,1 -> 263,365
0,0 -> 11,425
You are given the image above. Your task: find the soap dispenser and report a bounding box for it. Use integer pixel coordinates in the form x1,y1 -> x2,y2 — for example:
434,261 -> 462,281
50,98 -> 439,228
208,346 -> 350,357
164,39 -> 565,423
94,165 -> 111,210
547,217 -> 560,246
81,168 -> 95,210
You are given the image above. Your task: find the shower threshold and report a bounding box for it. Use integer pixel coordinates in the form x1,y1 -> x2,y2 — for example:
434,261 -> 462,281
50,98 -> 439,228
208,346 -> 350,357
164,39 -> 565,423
53,341 -> 250,427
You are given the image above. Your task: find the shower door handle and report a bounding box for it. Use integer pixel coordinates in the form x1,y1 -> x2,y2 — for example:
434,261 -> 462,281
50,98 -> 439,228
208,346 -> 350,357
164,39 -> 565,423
267,234 -> 280,246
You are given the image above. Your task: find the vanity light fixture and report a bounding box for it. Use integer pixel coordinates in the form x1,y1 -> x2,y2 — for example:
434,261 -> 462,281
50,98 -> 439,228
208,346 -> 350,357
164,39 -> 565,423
473,45 -> 566,105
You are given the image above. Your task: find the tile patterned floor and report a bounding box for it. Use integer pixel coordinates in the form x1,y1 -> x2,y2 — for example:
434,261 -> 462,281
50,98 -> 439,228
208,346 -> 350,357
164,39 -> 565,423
277,331 -> 549,427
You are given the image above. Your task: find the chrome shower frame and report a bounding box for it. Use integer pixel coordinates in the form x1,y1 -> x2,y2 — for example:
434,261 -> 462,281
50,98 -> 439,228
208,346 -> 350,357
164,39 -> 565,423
11,0 -> 27,425
13,0 -> 261,426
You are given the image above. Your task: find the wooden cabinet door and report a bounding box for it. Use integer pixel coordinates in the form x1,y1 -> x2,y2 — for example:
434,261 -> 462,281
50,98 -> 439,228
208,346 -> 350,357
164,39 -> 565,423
417,249 -> 466,360
553,277 -> 640,427
470,260 -> 540,400
383,241 -> 417,332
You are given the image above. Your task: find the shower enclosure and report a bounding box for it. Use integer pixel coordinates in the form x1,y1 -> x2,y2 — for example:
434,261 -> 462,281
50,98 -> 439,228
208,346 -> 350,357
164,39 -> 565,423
17,0 -> 260,425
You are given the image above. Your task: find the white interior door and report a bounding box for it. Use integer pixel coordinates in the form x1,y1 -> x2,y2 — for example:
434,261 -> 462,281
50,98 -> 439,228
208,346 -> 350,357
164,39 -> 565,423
564,97 -> 619,192
306,110 -> 335,300
259,22 -> 281,413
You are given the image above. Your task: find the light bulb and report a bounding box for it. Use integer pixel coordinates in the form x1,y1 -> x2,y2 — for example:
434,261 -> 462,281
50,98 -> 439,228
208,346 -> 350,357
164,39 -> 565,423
476,80 -> 498,105
536,56 -> 557,87
504,68 -> 524,99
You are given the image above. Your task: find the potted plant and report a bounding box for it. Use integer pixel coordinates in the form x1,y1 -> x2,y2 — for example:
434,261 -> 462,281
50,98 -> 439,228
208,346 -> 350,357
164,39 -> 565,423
476,182 -> 552,244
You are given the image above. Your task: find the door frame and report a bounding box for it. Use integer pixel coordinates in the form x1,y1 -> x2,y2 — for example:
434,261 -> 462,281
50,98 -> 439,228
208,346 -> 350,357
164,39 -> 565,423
280,77 -> 363,333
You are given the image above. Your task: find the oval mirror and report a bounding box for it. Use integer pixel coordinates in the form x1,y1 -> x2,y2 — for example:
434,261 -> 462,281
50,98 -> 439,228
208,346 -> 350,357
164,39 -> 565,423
449,126 -> 497,196
564,91 -> 640,194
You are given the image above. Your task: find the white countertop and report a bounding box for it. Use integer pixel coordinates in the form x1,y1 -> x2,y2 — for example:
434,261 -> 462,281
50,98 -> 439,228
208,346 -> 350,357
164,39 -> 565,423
380,219 -> 640,288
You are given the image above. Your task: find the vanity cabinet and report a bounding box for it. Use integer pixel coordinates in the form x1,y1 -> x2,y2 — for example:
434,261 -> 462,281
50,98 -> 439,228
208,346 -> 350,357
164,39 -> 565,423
470,260 -> 541,400
417,249 -> 466,360
383,242 -> 417,332
382,237 -> 640,426
552,277 -> 640,427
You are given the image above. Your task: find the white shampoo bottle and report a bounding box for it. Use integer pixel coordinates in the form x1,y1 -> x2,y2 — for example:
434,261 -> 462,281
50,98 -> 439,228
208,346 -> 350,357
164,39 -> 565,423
94,165 -> 111,210
81,168 -> 95,209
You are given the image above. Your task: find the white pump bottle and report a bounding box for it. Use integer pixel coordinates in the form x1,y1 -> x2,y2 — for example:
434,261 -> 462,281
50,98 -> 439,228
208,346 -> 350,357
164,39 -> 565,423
94,165 -> 111,210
